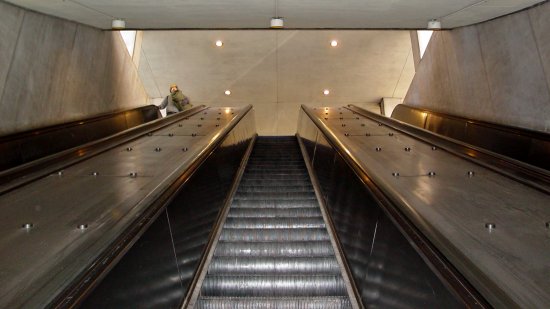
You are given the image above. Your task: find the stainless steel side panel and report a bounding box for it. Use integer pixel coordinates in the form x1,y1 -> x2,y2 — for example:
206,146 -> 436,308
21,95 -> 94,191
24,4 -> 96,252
0,106 -> 253,308
298,106 -> 550,308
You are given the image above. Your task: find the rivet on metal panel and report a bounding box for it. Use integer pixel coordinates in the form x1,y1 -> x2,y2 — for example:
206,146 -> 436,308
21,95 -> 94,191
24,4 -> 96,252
485,223 -> 496,230
217,118 -> 220,120
366,133 -> 371,136
231,112 -> 234,115
325,118 -> 328,120
428,171 -> 436,177
198,124 -> 202,127
129,172 -> 138,178
339,117 -> 343,120
339,112 -> 343,114
341,124 -> 346,127
168,133 -> 174,137
404,147 -> 411,152
325,113 -> 329,115
344,133 -> 350,136
178,124 -> 183,127
200,117 -> 204,120
467,171 -> 475,177
192,133 -> 197,137
218,112 -> 221,115
155,147 -> 162,152
91,172 -> 99,176
375,147 -> 382,152
431,146 -> 437,150
361,124 -> 365,127
78,224 -> 89,230
126,147 -> 133,151
392,172 -> 400,177
546,222 -> 550,228
388,133 -> 394,136
182,147 -> 188,152
22,223 -> 34,229
216,124 -> 220,127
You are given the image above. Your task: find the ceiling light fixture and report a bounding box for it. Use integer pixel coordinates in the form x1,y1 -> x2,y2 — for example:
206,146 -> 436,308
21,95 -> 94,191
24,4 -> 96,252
427,19 -> 441,30
215,40 -> 223,47
323,89 -> 330,95
224,90 -> 231,95
270,0 -> 284,28
271,17 -> 284,28
111,18 -> 126,30
330,40 -> 338,47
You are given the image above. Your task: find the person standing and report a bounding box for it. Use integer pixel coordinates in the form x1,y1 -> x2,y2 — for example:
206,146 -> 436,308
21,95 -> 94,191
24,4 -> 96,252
159,84 -> 192,115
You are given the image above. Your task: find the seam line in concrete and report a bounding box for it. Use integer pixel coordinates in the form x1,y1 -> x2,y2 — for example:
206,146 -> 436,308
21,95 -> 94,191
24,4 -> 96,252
475,25 -> 494,106
392,47 -> 411,98
0,10 -> 26,108
527,10 -> 550,100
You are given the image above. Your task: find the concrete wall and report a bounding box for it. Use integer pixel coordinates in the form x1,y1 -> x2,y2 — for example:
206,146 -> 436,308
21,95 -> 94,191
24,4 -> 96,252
139,30 -> 415,136
404,1 -> 550,133
0,1 -> 148,136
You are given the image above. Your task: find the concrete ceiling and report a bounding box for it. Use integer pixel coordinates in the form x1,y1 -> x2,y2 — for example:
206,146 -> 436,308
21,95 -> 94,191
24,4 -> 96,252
5,0 -> 546,29
138,30 -> 415,135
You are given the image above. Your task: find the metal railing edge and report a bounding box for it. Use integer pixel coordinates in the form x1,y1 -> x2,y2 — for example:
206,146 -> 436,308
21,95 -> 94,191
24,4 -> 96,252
299,104 -> 495,309
48,105 -> 254,309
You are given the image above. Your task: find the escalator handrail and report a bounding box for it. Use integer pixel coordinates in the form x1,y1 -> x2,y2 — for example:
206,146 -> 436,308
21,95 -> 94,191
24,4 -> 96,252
347,104 -> 550,194
300,104 -> 491,309
49,105 -> 254,309
0,106 -> 207,195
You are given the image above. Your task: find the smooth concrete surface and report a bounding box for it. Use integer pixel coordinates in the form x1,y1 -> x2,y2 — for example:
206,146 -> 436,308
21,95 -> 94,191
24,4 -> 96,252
0,1 -> 148,136
404,1 -> 550,132
140,30 -> 414,135
5,0 -> 546,29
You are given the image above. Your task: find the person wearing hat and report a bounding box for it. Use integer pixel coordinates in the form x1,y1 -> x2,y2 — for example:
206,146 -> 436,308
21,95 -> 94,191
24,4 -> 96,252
159,84 -> 192,115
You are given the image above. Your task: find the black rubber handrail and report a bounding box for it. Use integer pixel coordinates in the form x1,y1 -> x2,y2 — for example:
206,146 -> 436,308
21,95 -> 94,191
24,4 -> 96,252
49,105 -> 254,309
0,106 -> 207,194
348,104 -> 550,194
301,104 -> 491,309
0,105 -> 161,171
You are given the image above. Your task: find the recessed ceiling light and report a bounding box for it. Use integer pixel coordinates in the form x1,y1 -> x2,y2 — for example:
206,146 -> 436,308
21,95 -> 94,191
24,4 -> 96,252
323,89 -> 330,95
330,40 -> 338,47
112,19 -> 126,30
224,90 -> 231,95
427,19 -> 441,30
215,40 -> 223,47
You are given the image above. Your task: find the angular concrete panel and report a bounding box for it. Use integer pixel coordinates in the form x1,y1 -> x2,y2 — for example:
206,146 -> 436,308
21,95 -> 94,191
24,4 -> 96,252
528,1 -> 550,103
3,11 -> 77,134
478,11 -> 550,131
0,2 -> 24,106
441,27 -> 492,119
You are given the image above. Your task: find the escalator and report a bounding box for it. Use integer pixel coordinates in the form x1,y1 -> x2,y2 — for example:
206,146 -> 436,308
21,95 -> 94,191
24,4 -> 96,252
193,137 -> 353,308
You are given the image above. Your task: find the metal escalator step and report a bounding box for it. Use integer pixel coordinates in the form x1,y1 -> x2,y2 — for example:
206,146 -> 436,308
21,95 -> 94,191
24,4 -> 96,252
239,179 -> 313,186
219,228 -> 331,242
195,296 -> 352,309
240,174 -> 310,181
244,169 -> 307,175
234,192 -> 316,200
238,185 -> 313,193
231,200 -> 319,208
227,207 -> 322,218
207,257 -> 341,275
214,241 -> 335,257
201,275 -> 348,297
223,217 -> 325,229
